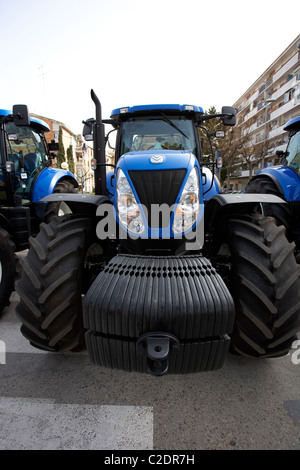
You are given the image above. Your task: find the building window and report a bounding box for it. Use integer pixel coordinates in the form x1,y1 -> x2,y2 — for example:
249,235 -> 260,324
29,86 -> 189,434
284,89 -> 294,103
259,83 -> 266,94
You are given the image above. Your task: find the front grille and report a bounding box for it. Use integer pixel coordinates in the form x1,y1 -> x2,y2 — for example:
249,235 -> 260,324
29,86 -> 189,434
128,169 -> 186,227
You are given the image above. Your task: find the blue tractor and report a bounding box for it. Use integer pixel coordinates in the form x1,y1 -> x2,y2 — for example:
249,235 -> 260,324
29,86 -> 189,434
0,105 -> 78,314
15,91 -> 300,375
245,116 -> 300,258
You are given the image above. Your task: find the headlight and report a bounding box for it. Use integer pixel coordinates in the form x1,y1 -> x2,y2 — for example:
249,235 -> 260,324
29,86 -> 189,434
172,167 -> 200,234
116,169 -> 145,235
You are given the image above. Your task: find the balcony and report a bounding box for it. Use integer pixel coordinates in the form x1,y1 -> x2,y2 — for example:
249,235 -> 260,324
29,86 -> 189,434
243,106 -> 259,123
272,52 -> 299,84
270,99 -> 296,120
272,75 -> 298,101
242,89 -> 259,110
268,124 -> 285,140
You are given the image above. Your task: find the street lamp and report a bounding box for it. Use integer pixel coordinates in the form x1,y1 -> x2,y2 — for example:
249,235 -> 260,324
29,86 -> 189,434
262,98 -> 275,168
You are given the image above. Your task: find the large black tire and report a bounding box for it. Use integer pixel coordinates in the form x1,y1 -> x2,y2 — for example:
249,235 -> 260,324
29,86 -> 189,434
15,215 -> 94,351
0,228 -> 16,315
245,177 -> 292,235
44,180 -> 77,222
224,213 -> 300,357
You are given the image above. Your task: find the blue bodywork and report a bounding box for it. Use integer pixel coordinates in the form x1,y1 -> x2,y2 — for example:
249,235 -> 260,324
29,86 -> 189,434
284,115 -> 300,131
113,150 -> 204,239
254,116 -> 300,201
32,168 -> 77,203
111,104 -> 204,118
118,150 -> 194,171
108,103 -> 219,239
255,166 -> 300,201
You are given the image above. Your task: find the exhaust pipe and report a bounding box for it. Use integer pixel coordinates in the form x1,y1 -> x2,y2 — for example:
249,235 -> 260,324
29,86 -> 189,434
91,89 -> 107,196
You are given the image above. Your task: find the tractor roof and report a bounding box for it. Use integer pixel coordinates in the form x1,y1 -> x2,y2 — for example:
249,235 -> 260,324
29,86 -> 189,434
110,104 -> 204,119
284,115 -> 300,132
0,108 -> 50,133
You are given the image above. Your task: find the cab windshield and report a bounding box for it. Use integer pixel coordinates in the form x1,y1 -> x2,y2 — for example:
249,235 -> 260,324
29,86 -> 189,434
119,115 -> 197,158
286,130 -> 300,175
5,121 -> 48,198
5,121 -> 48,173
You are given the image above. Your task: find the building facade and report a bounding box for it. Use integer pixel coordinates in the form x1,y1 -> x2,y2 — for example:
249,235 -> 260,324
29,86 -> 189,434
75,136 -> 94,193
230,34 -> 300,191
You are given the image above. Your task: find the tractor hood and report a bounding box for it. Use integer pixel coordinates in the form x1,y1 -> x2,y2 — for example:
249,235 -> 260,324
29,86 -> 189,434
114,150 -> 203,241
118,149 -> 195,172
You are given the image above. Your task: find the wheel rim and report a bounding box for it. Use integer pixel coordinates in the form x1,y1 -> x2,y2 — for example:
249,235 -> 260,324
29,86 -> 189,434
58,202 -> 72,216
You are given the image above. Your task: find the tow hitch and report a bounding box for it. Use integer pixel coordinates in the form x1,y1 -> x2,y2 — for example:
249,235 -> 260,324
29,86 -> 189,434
137,332 -> 180,376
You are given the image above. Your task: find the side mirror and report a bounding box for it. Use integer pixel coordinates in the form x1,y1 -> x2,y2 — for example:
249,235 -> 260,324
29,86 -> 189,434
13,105 -> 30,126
48,139 -> 59,151
82,118 -> 94,141
221,106 -> 236,126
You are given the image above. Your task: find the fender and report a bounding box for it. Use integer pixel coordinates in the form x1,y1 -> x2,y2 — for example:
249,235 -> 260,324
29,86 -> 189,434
32,167 -> 78,203
252,166 -> 300,202
40,193 -> 111,215
205,192 -> 286,227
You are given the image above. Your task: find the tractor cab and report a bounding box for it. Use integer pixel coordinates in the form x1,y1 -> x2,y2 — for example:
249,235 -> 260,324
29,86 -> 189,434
283,116 -> 300,175
4,117 -> 50,201
111,105 -> 203,161
0,108 -> 51,204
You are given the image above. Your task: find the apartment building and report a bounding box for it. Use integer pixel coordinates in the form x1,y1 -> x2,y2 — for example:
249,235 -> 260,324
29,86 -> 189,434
230,34 -> 300,191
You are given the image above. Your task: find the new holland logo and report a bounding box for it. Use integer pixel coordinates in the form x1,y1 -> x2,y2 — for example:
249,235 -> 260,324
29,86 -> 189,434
150,155 -> 164,164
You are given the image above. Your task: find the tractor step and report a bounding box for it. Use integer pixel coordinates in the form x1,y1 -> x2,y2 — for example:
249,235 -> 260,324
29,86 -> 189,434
1,206 -> 31,251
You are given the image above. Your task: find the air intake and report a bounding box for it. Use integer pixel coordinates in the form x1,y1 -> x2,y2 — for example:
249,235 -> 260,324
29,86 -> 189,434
128,169 -> 186,227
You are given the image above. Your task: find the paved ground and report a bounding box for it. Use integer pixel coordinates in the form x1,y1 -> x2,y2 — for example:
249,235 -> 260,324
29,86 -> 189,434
1,290 -> 300,451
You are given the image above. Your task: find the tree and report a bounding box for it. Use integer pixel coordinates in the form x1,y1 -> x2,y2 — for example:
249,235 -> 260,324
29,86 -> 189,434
198,106 -> 223,161
239,130 -> 273,179
199,107 -> 242,189
200,107 -> 276,190
56,126 -> 65,168
67,145 -> 75,175
75,167 -> 93,193
218,125 -> 249,192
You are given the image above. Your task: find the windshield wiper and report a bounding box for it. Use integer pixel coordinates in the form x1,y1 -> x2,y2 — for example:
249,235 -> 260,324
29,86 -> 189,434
159,112 -> 189,139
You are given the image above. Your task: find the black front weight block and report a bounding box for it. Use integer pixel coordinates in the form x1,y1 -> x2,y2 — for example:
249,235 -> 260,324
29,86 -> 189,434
83,254 -> 235,375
